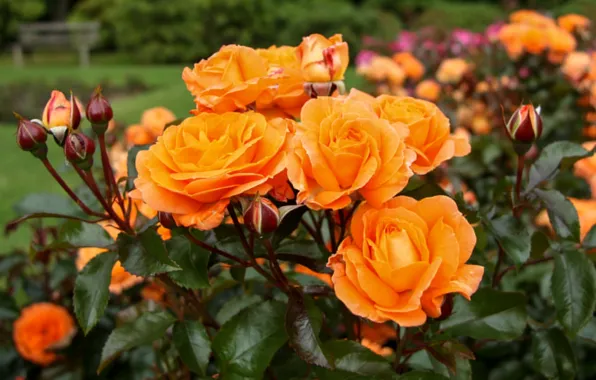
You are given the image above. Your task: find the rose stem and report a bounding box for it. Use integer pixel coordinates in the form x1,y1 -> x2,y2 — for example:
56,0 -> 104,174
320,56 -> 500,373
97,133 -> 126,213
325,210 -> 338,252
263,237 -> 289,290
301,219 -> 327,249
495,256 -> 553,285
183,230 -> 251,267
41,158 -> 106,217
226,204 -> 281,287
492,242 -> 506,288
72,165 -> 133,234
513,154 -> 525,218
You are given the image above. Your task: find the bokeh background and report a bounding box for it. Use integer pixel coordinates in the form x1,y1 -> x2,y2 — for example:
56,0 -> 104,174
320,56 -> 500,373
1,0 -> 594,249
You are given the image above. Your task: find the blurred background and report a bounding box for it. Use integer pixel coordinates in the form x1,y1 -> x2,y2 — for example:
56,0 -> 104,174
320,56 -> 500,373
0,0 -> 594,249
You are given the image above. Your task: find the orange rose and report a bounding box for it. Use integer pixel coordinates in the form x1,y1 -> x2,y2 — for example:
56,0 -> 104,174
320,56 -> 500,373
547,27 -> 577,58
125,124 -> 154,147
392,52 -> 425,81
415,80 -> 441,101
327,196 -> 483,326
558,14 -> 590,34
436,58 -> 469,84
522,26 -> 548,55
13,303 -> 76,366
561,51 -> 591,81
183,45 -> 275,113
76,247 -> 143,294
510,10 -> 556,27
359,56 -> 406,86
256,45 -> 309,118
141,281 -> 167,303
373,95 -> 470,174
297,34 -> 349,82
287,97 -> 415,210
574,141 -> 596,196
141,107 -> 176,138
499,24 -> 525,59
133,112 -> 288,230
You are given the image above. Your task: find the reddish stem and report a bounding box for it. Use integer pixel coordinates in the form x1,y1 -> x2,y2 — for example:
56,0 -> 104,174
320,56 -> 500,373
514,154 -> 524,218
184,231 -> 251,267
41,158 -> 105,217
98,134 -> 126,213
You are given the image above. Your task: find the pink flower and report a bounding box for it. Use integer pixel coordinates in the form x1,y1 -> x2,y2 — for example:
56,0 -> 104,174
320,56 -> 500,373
392,31 -> 417,52
486,22 -> 505,43
355,50 -> 377,68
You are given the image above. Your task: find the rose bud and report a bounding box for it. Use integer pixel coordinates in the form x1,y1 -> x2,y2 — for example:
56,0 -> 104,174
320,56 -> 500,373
297,34 -> 349,83
15,114 -> 48,158
505,104 -> 542,154
64,132 -> 95,170
303,81 -> 346,98
158,211 -> 177,230
42,90 -> 83,146
243,197 -> 280,235
86,86 -> 113,134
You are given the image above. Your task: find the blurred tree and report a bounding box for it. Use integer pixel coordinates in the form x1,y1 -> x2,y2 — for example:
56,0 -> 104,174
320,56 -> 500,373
0,0 -> 46,45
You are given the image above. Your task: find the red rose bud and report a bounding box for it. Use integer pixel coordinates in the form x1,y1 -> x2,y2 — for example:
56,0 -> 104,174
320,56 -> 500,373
64,132 -> 95,170
506,104 -> 542,143
15,115 -> 47,152
158,211 -> 177,230
86,86 -> 114,134
244,197 -> 280,235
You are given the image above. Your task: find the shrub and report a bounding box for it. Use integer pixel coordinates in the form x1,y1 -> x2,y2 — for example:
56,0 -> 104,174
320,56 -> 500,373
412,1 -> 505,33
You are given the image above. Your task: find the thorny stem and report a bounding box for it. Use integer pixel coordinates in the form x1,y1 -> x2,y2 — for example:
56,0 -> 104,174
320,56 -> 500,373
72,165 -> 133,234
226,205 -> 281,286
301,219 -> 326,249
513,154 -> 524,218
263,237 -> 289,290
41,158 -> 105,217
98,133 -> 126,213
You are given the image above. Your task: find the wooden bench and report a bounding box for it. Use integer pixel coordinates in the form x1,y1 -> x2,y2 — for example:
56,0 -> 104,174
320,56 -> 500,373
12,22 -> 100,67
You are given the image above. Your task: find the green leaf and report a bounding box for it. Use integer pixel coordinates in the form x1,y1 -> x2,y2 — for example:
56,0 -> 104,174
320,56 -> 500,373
215,294 -> 262,326
440,288 -> 527,340
0,292 -> 19,320
485,215 -> 530,267
285,290 -> 333,368
57,220 -> 114,249
50,258 -> 77,289
166,235 -> 210,289
98,310 -> 175,373
530,231 -> 551,259
126,144 -> 152,190
117,229 -> 181,276
314,340 -> 395,379
273,206 -> 307,246
74,251 -> 117,335
551,249 -> 596,336
276,240 -> 327,272
583,225 -> 596,248
534,189 -> 580,242
401,182 -> 447,200
173,320 -> 211,376
527,141 -> 593,191
399,372 -> 449,380
0,254 -> 27,275
578,317 -> 596,344
532,328 -> 576,379
213,301 -> 288,379
13,193 -> 81,217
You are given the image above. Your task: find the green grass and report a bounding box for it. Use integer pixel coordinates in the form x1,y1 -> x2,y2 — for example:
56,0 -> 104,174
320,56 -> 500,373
0,62 -> 362,251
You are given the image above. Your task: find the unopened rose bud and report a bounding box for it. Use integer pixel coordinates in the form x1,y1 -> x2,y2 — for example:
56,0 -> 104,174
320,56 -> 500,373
86,86 -> 113,134
244,197 -> 280,235
158,211 -> 177,230
505,104 -> 543,154
304,81 -> 345,98
42,90 -> 83,146
15,115 -> 48,159
297,34 -> 349,82
64,133 -> 95,170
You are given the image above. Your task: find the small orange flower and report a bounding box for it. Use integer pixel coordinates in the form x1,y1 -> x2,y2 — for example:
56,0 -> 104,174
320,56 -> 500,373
547,27 -> 577,64
125,124 -> 154,146
510,10 -> 556,27
183,45 -> 275,113
297,34 -> 349,82
133,112 -> 289,230
141,281 -> 167,303
436,58 -> 469,84
327,196 -> 483,326
392,52 -> 425,81
558,14 -> 590,34
415,80 -> 441,102
141,107 -> 176,138
522,26 -> 548,55
76,247 -> 143,294
499,24 -> 525,60
287,97 -> 415,210
358,56 -> 406,86
561,51 -> 591,81
13,303 -> 76,366
373,95 -> 471,174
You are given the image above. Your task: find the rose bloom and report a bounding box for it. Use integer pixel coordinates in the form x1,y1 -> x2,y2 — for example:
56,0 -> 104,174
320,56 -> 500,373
141,281 -> 167,304
510,10 -> 556,28
13,303 -> 76,366
574,141 -> 596,196
498,24 -> 525,59
183,45 -> 275,113
522,26 -> 548,55
436,58 -> 469,84
297,34 -> 349,82
133,112 -> 288,230
125,124 -> 154,146
141,107 -> 176,138
360,56 -> 406,86
372,95 -> 471,174
561,51 -> 591,81
327,196 -> 483,326
392,52 -> 425,81
537,197 -> 596,241
287,97 -> 415,210
546,27 -> 577,64
558,14 -> 590,34
415,80 -> 441,102
256,45 -> 309,118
